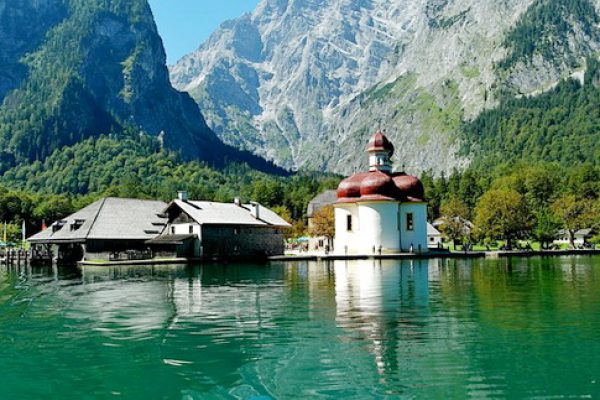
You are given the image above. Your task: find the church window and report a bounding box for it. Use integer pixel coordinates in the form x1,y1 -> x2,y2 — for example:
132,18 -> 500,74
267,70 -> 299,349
406,213 -> 414,231
346,215 -> 353,231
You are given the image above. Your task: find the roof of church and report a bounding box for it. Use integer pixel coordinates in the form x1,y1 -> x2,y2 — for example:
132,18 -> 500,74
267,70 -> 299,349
367,131 -> 395,154
337,131 -> 425,204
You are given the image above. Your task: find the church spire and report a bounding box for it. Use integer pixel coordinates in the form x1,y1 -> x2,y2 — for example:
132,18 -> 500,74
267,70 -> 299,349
366,131 -> 394,173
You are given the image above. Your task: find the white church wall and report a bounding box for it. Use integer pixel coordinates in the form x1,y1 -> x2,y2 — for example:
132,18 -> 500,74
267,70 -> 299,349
358,202 -> 400,253
398,203 -> 428,252
334,205 -> 361,254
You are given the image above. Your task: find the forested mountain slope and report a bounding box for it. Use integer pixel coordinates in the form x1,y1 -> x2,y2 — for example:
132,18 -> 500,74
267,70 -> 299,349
0,0 -> 276,174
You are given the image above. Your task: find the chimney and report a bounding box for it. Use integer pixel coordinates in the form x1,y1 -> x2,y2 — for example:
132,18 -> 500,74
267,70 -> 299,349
234,197 -> 242,207
177,191 -> 188,202
250,201 -> 260,219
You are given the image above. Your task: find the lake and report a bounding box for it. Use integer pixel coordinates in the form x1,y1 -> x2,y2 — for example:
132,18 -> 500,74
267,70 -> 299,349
1,256 -> 599,399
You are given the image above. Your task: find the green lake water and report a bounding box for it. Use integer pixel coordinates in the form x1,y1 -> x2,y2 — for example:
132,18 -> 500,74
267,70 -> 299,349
1,256 -> 599,399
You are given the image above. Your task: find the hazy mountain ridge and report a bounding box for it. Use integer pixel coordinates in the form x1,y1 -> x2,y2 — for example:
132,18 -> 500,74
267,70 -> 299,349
171,0 -> 600,175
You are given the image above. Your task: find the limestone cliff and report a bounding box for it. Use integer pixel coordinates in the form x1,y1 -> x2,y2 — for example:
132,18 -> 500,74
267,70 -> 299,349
171,0 -> 600,174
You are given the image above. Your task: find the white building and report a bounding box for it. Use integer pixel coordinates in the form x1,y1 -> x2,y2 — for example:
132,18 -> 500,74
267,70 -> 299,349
553,229 -> 596,246
427,223 -> 443,248
333,132 -> 428,255
148,193 -> 291,259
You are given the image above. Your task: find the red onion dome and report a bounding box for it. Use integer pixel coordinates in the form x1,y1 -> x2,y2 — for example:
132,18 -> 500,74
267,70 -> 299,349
393,174 -> 425,202
337,172 -> 369,200
359,171 -> 398,200
367,131 -> 394,155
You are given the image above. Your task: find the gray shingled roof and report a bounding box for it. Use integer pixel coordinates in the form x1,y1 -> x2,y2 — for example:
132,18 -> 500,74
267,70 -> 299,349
307,190 -> 338,217
28,198 -> 168,243
171,200 -> 291,227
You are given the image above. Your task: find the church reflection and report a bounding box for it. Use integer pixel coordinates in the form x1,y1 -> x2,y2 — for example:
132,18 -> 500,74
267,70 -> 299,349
333,258 -> 432,378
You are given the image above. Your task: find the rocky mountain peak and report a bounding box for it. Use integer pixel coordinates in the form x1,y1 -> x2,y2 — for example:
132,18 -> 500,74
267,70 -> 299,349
170,0 -> 600,175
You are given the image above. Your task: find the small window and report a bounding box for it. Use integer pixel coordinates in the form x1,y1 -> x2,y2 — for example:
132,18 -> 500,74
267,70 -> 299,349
189,225 -> 193,234
171,226 -> 175,234
406,213 -> 414,231
346,215 -> 353,231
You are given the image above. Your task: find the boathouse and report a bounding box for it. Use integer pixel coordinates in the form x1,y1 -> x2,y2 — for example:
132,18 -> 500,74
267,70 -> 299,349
28,198 -> 168,262
334,131 -> 428,255
148,193 -> 291,259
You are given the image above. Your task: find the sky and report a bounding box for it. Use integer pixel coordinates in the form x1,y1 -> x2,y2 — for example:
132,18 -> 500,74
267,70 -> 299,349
148,0 -> 261,65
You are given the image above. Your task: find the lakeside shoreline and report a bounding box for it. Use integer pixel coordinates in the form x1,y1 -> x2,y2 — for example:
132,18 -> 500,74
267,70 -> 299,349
70,249 -> 600,266
269,249 -> 600,262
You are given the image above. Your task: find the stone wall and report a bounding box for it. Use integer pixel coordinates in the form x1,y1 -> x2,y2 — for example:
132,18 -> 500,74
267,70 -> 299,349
201,225 -> 285,258
84,239 -> 149,261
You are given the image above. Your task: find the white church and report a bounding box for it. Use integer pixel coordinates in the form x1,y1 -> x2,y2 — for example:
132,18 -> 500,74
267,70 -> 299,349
334,131 -> 428,255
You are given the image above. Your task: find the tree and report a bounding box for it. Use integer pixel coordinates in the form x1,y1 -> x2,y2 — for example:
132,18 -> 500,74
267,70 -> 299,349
474,188 -> 530,249
33,195 -> 74,223
289,219 -> 307,241
270,205 -> 297,240
594,199 -> 600,231
439,198 -> 471,247
1,223 -> 22,244
532,210 -> 561,249
309,205 -> 335,249
520,163 -> 559,211
271,205 -> 292,223
251,179 -> 283,207
551,195 -> 597,248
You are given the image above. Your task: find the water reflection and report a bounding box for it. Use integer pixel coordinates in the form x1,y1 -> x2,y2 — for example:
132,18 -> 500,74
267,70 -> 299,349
0,257 -> 599,399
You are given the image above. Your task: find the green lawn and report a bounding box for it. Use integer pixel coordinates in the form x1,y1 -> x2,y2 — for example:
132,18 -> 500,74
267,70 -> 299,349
443,241 -> 575,252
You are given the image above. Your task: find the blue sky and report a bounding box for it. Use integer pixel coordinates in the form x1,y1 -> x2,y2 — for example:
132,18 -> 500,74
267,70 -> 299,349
148,0 -> 261,64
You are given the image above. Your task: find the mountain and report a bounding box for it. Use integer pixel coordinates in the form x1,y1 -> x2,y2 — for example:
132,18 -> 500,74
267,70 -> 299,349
0,0 -> 251,174
170,0 -> 600,174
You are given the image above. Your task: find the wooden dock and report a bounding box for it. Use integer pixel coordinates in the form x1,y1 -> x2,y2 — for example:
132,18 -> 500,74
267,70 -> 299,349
0,249 -> 29,267
0,249 -> 53,267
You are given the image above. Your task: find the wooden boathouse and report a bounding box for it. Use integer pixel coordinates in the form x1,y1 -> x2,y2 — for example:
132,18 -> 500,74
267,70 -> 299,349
27,198 -> 168,263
